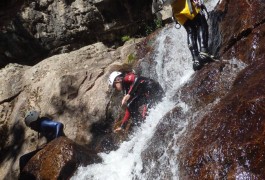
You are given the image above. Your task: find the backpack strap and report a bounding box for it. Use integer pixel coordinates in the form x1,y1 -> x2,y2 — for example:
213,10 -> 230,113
187,0 -> 194,14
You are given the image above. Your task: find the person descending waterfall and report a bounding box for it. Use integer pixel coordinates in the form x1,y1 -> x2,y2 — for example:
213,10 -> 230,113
109,71 -> 164,133
152,0 -> 214,71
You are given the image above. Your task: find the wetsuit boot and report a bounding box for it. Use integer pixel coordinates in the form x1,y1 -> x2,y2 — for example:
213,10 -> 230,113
199,47 -> 215,62
190,47 -> 202,71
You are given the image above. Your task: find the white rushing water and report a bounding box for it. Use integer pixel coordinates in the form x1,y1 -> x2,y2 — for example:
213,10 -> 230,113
72,1 -> 220,179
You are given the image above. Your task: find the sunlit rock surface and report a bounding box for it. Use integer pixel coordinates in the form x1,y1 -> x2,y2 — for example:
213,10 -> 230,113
179,61 -> 265,179
218,0 -> 265,64
19,137 -> 101,180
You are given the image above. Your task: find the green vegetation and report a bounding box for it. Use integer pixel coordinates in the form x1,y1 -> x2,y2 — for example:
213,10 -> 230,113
145,18 -> 163,35
154,18 -> 162,29
126,53 -> 136,64
121,35 -> 131,43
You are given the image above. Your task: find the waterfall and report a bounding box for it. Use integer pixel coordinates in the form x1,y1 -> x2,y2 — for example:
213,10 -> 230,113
72,1 -> 220,179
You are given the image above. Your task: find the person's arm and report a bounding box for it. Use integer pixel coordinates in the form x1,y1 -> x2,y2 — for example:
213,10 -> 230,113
121,73 -> 137,106
122,76 -> 147,106
121,108 -> 130,129
123,73 -> 136,91
114,108 -> 130,133
127,78 -> 145,96
124,73 -> 147,96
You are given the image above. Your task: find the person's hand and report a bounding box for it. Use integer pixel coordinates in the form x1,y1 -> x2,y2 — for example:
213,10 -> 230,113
114,127 -> 123,133
122,94 -> 131,106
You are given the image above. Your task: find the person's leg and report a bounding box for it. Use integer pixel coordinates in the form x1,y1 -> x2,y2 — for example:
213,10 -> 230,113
19,149 -> 40,171
194,13 -> 214,63
184,19 -> 202,71
195,13 -> 209,53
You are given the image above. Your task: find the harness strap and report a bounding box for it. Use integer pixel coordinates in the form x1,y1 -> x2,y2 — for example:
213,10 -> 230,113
187,0 -> 194,14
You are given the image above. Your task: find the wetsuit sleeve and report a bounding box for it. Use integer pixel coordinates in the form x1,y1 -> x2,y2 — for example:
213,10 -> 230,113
123,73 -> 136,94
40,119 -> 64,138
128,78 -> 145,96
121,108 -> 130,129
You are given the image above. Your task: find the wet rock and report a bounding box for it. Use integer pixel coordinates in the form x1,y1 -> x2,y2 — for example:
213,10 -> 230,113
178,60 -> 246,111
19,137 -> 101,180
179,60 -> 265,179
217,0 -> 265,64
177,0 -> 265,177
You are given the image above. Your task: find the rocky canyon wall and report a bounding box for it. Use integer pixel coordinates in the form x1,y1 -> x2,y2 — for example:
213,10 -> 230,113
0,0 -> 153,68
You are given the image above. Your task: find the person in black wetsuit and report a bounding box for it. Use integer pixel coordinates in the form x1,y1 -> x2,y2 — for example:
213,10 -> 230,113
19,110 -> 65,173
108,71 -> 164,133
152,0 -> 214,70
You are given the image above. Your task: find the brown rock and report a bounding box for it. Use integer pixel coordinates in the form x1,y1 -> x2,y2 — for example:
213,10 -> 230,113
19,137 -> 101,180
179,39 -> 265,179
218,0 -> 265,64
179,61 -> 244,110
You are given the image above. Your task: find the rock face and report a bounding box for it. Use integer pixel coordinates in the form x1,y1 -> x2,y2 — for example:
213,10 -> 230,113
179,61 -> 265,179
19,137 -> 101,180
0,39 -> 141,179
1,0 -> 265,179
0,0 -> 153,68
218,0 -> 265,64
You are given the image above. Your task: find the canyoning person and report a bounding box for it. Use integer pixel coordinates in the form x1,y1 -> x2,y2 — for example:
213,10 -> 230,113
24,110 -> 65,142
19,110 -> 65,172
152,0 -> 214,71
109,71 -> 164,133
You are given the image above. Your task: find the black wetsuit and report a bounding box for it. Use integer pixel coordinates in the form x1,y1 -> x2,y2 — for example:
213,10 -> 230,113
120,73 -> 164,127
183,13 -> 209,62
